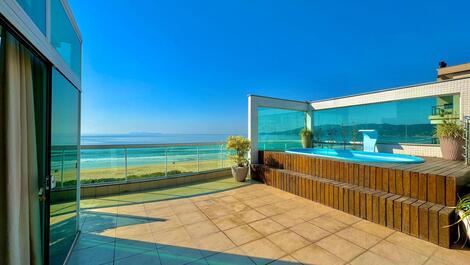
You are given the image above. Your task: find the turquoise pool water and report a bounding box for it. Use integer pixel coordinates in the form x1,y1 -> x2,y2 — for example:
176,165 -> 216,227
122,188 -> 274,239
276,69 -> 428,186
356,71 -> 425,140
286,148 -> 424,164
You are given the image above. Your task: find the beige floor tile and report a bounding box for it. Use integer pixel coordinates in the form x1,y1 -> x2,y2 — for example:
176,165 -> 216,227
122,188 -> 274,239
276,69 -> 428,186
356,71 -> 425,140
201,206 -> 231,219
185,220 -> 220,239
269,255 -> 300,265
316,235 -> 365,262
350,251 -> 395,265
225,224 -> 263,246
225,202 -> 250,213
325,210 -> 362,225
148,216 -> 182,232
118,204 -> 146,214
424,256 -> 453,265
255,204 -> 285,217
176,211 -> 208,225
248,218 -> 285,236
310,215 -> 349,233
352,220 -> 395,239
212,214 -> 245,230
172,203 -> 199,214
292,244 -> 345,265
370,240 -> 428,265
239,238 -> 286,265
290,222 -> 330,242
153,226 -> 192,245
235,209 -> 266,223
335,227 -> 381,249
215,195 -> 239,204
144,201 -> 169,211
115,223 -> 152,238
146,207 -> 175,218
205,247 -> 255,265
115,232 -> 155,243
431,247 -> 470,265
271,213 -> 306,228
193,231 -> 236,255
386,232 -> 438,257
267,229 -> 310,254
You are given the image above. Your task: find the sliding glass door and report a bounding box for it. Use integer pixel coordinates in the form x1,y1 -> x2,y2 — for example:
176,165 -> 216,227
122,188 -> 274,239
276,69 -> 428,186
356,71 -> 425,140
0,23 -> 49,265
49,69 -> 80,265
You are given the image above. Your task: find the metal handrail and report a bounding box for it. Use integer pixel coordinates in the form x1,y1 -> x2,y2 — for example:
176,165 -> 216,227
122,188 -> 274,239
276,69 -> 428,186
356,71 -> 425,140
81,141 -> 226,149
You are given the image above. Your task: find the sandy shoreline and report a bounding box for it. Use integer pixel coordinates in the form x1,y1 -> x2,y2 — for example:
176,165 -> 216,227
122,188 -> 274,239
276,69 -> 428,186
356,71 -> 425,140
79,159 -> 233,180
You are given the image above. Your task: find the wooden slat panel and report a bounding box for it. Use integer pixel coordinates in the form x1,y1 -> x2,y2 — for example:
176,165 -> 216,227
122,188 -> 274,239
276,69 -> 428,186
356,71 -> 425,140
360,189 -> 367,219
382,168 -> 389,192
354,188 -> 361,217
379,193 -> 393,226
395,170 -> 403,195
419,202 -> 434,240
389,169 -> 396,194
373,192 -> 386,224
436,175 -> 446,205
438,207 -> 454,248
394,196 -> 408,231
376,167 -> 383,191
370,166 -> 376,189
359,165 -> 365,187
410,200 -> 425,237
403,171 -> 411,197
418,173 -> 428,201
427,174 -> 437,203
364,165 -> 370,188
445,177 -> 456,206
333,186 -> 339,209
429,204 -> 444,245
386,195 -> 401,228
411,172 -> 419,199
402,198 -> 417,234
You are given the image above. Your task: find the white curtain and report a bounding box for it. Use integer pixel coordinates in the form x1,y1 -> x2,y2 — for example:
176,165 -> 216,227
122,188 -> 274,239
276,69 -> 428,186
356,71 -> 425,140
1,32 -> 43,265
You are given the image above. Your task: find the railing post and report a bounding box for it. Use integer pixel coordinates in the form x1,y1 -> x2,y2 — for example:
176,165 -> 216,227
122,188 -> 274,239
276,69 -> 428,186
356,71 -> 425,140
124,148 -> 128,181
165,149 -> 168,177
196,146 -> 200,172
60,149 -> 65,188
221,145 -> 224,168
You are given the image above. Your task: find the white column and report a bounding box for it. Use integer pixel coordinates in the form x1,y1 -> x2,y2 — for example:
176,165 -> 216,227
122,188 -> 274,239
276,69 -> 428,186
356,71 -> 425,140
248,95 -> 259,164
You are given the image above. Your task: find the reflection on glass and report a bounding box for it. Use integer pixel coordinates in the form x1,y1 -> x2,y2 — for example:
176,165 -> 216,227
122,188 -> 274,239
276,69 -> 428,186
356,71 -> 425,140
313,95 -> 460,147
258,107 -> 306,151
50,69 -> 80,265
16,0 -> 46,34
51,0 -> 81,76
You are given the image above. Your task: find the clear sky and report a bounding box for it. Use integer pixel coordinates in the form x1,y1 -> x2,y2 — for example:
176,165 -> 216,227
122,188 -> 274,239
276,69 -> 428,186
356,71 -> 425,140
69,0 -> 470,135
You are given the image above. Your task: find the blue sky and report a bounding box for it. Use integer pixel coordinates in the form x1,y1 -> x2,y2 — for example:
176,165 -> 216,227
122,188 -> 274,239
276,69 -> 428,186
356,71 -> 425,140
70,0 -> 470,135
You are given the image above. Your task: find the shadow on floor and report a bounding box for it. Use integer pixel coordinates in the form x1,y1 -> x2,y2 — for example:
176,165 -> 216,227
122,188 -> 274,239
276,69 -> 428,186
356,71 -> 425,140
69,232 -> 299,265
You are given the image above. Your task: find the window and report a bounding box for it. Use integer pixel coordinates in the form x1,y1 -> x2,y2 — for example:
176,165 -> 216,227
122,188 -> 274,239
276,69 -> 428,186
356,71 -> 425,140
313,95 -> 460,146
16,0 -> 46,34
50,68 -> 80,265
51,0 -> 81,76
258,107 -> 306,150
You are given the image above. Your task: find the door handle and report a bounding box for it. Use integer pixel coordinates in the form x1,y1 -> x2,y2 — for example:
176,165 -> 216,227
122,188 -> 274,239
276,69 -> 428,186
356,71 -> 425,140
38,187 -> 46,202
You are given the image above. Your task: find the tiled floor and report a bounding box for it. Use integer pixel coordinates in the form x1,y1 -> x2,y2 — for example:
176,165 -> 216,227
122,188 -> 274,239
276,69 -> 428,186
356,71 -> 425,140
68,177 -> 470,265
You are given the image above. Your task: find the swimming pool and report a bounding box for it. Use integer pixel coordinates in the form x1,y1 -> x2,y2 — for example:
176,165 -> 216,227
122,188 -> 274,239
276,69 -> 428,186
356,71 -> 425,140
286,148 -> 424,164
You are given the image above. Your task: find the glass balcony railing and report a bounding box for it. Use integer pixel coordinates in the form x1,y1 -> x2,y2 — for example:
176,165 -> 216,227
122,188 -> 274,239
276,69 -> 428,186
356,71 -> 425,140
51,142 -> 234,188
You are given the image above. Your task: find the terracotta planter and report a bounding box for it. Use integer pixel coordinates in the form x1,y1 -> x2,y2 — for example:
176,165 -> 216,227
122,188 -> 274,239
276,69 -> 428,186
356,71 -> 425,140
440,137 -> 464,160
231,166 -> 249,182
301,135 -> 312,148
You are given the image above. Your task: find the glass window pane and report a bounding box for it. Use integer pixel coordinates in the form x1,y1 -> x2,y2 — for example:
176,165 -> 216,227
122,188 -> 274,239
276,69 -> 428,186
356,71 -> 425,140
51,0 -> 81,76
50,68 -> 80,265
313,95 -> 460,147
258,107 -> 306,151
16,0 -> 46,34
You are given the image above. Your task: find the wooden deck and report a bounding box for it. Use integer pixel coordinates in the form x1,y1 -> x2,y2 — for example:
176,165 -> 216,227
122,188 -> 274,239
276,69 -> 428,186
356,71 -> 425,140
253,151 -> 470,248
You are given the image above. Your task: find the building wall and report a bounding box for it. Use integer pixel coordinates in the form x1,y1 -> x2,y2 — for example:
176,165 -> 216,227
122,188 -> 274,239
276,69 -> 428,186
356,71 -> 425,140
248,78 -> 470,162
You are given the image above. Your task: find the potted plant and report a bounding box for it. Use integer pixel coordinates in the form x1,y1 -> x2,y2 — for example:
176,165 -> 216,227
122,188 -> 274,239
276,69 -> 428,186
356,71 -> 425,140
226,136 -> 251,182
436,120 -> 464,160
446,194 -> 470,247
300,128 -> 313,148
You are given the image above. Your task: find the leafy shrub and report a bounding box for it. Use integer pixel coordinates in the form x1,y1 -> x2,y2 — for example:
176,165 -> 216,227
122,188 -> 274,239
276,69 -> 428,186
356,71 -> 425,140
436,120 -> 463,139
226,136 -> 251,167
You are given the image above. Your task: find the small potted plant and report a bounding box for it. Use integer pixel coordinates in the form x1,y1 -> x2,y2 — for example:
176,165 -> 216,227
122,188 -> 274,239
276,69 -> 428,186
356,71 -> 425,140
226,136 -> 251,182
436,120 -> 464,160
300,128 -> 313,148
446,194 -> 470,247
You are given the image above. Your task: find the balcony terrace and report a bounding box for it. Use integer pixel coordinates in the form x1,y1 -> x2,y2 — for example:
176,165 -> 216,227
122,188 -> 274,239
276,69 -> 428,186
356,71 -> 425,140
64,176 -> 470,265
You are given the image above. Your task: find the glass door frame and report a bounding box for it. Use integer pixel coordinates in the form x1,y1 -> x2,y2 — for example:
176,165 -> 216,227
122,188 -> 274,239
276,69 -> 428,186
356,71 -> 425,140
0,14 -> 53,265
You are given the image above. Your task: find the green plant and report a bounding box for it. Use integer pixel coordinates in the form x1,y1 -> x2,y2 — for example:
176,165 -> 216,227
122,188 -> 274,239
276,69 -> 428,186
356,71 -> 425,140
299,128 -> 313,138
436,120 -> 464,139
226,136 -> 251,167
445,194 -> 470,246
